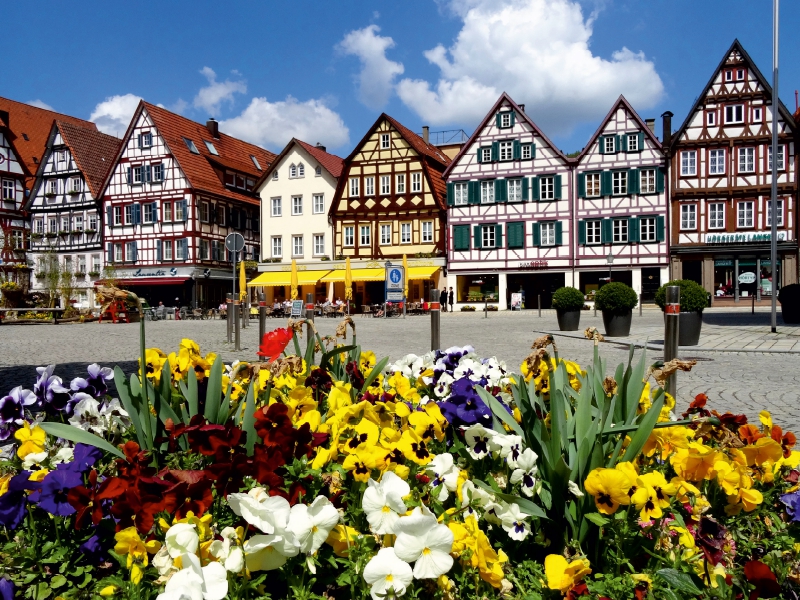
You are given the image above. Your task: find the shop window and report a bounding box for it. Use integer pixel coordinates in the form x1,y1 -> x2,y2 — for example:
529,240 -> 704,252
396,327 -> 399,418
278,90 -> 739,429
456,274 -> 499,303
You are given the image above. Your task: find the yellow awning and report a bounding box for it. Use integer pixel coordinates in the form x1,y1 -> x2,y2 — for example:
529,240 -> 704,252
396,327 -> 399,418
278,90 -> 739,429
247,270 -> 332,287
407,266 -> 440,280
320,268 -> 385,283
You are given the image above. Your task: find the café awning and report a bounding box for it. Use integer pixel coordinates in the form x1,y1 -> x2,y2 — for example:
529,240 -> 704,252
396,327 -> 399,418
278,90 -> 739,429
320,268 -> 385,283
407,266 -> 440,280
247,270 -> 332,287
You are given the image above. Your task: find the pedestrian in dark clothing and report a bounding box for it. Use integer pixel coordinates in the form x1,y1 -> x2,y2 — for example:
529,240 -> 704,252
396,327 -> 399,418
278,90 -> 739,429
448,287 -> 455,312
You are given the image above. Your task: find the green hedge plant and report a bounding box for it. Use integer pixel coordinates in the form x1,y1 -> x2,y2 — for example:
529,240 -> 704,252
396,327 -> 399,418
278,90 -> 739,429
595,282 -> 638,315
654,279 -> 709,313
552,286 -> 585,311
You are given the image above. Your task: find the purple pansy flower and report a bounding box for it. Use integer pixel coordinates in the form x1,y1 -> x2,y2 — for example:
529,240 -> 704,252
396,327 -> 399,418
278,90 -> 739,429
34,365 -> 73,414
70,363 -> 113,399
781,489 -> 800,522
79,530 -> 114,565
30,469 -> 82,516
0,577 -> 13,600
58,443 -> 103,474
0,471 -> 40,529
438,378 -> 492,427
0,387 -> 37,440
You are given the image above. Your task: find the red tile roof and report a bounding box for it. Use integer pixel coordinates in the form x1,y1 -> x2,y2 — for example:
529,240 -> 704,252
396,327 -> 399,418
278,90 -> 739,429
383,114 -> 451,168
0,96 -> 96,187
142,102 -> 276,205
56,121 -> 122,197
295,140 -> 344,178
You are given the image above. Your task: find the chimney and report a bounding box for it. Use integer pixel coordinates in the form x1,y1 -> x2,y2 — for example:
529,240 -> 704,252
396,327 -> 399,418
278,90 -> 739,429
206,118 -> 219,138
518,104 -> 525,113
661,111 -> 674,148
315,142 -> 326,152
422,126 -> 429,144
645,118 -> 655,135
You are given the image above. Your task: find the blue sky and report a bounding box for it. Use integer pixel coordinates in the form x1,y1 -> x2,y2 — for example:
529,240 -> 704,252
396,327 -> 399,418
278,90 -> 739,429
5,0 -> 798,156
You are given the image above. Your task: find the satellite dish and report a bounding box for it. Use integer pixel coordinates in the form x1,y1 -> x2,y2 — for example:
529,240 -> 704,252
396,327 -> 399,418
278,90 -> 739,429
225,232 -> 245,253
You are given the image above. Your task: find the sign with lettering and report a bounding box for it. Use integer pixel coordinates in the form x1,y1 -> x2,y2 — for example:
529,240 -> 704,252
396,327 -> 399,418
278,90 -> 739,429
738,272 -> 756,284
714,259 -> 733,267
117,267 -> 182,278
290,300 -> 304,317
704,231 -> 787,244
518,260 -> 549,270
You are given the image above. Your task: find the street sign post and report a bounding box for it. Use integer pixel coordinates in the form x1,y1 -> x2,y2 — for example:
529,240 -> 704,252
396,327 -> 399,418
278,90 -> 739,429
385,265 -> 404,303
225,233 -> 246,319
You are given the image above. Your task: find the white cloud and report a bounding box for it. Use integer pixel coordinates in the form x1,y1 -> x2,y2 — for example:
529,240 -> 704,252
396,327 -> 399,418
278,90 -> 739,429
26,99 -> 55,111
220,96 -> 349,151
193,67 -> 247,117
89,93 -> 142,136
397,0 -> 664,135
338,25 -> 404,109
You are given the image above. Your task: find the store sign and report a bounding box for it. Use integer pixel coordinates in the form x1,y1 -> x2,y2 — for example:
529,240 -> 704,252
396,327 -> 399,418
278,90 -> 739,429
738,272 -> 756,284
518,260 -> 549,270
117,267 -> 185,278
714,260 -> 733,267
704,231 -> 787,244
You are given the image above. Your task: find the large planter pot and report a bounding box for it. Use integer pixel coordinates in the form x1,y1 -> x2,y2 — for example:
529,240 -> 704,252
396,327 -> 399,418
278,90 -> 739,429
602,310 -> 632,337
781,305 -> 800,324
679,311 -> 703,346
556,309 -> 581,331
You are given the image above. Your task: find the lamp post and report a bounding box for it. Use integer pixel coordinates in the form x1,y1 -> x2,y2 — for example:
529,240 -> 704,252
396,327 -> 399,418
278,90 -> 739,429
770,0 -> 780,333
384,261 -> 391,319
606,251 -> 614,283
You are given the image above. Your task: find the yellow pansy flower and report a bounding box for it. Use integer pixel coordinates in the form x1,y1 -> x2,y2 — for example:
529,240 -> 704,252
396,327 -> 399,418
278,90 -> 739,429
325,525 -> 361,557
584,468 -> 632,514
544,554 -> 591,593
114,527 -> 161,584
14,422 -> 46,459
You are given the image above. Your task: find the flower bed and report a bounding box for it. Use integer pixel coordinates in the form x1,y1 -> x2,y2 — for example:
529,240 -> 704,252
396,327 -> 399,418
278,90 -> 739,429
0,323 -> 797,599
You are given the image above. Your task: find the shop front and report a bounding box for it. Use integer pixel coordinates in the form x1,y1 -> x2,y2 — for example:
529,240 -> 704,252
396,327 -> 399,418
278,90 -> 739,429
452,270 -> 571,310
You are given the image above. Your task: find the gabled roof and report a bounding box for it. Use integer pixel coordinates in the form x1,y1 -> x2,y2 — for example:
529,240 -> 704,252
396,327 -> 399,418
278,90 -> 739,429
256,138 -> 344,189
101,101 -> 276,205
345,113 -> 451,168
671,39 -> 796,148
0,96 -> 96,186
56,121 -> 122,197
442,92 -> 569,179
576,95 -> 663,162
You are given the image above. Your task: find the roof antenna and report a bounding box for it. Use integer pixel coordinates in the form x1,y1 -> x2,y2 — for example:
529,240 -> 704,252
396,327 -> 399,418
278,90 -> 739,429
795,89 -> 798,111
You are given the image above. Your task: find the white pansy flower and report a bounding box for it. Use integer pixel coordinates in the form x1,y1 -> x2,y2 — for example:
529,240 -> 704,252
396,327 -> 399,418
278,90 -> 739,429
509,448 -> 539,497
68,397 -> 105,435
494,434 -> 523,467
460,480 -> 495,512
22,451 -> 48,469
155,552 -> 227,600
287,496 -> 340,554
393,507 -> 454,580
51,447 -> 74,466
227,488 -> 290,535
243,534 -> 290,572
424,453 -> 460,502
454,358 -> 487,382
208,527 -> 244,573
99,397 -> 130,434
483,500 -> 511,525
165,523 -> 200,558
152,545 -> 175,577
567,480 -> 585,498
363,547 -> 413,600
432,372 -> 454,398
362,471 -> 410,535
463,424 -> 499,460
501,503 -> 531,541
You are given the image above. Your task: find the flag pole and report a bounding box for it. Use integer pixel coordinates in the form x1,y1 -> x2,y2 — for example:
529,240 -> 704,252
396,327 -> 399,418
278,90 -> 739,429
770,0 -> 780,333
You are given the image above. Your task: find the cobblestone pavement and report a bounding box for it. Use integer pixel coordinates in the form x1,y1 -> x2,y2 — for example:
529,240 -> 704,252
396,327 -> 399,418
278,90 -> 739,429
1,307 -> 798,431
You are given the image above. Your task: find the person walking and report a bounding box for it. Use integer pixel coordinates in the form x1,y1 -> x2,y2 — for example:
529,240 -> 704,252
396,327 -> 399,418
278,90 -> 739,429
448,287 -> 454,313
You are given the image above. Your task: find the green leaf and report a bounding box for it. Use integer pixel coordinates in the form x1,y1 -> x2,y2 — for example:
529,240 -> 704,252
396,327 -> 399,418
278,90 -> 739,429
187,368 -> 199,417
242,381 -> 259,455
217,378 -> 233,425
39,422 -> 124,458
360,356 -> 389,395
621,392 -> 665,462
50,575 -> 67,589
583,512 -> 610,527
320,345 -> 357,372
655,569 -> 703,595
204,356 -> 223,422
114,366 -> 147,449
476,386 -> 523,438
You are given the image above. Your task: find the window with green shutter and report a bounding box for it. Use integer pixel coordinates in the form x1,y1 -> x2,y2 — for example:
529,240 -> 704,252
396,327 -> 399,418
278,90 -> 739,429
577,173 -> 586,198
601,218 -> 613,243
601,171 -> 612,196
513,140 -> 521,160
628,217 -> 640,242
554,175 -> 562,199
521,177 -> 529,201
473,225 -> 482,248
468,181 -> 480,204
507,222 -> 525,249
578,220 -> 586,244
446,182 -> 455,206
491,142 -> 499,162
656,168 -> 665,193
616,135 -> 625,153
494,179 -> 507,203
494,225 -> 503,248
554,221 -> 563,245
657,215 -> 666,241
637,132 -> 644,152
628,169 -> 640,195
532,222 -> 541,246
530,176 -> 540,201
453,225 -> 470,251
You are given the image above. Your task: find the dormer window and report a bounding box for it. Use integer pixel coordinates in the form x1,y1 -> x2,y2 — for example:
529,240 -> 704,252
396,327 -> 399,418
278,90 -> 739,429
47,180 -> 58,195
204,140 -> 219,155
498,112 -> 513,128
724,105 -> 744,124
250,155 -> 262,170
627,134 -> 639,152
183,137 -> 199,154
140,132 -> 153,148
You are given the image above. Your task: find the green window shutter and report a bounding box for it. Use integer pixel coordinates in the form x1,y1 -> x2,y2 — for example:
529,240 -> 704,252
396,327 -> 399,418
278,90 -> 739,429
554,175 -> 562,199
532,222 -> 541,247
616,135 -> 625,154
476,147 -> 483,164
598,136 -> 605,154
601,171 -> 612,196
510,111 -> 516,126
495,114 -> 502,129
628,217 -> 640,242
578,220 -> 586,245
473,225 -> 482,249
446,182 -> 454,206
495,224 -> 503,248
513,140 -> 521,160
578,173 -> 586,198
491,142 -> 499,162
522,177 -> 529,201
507,222 -> 524,249
453,225 -> 469,251
657,215 -> 666,242
637,132 -> 644,152
531,177 -> 540,201
656,167 -> 665,193
555,221 -> 563,245
494,179 -> 506,202
628,169 -> 640,195
469,181 -> 480,204
530,143 -> 536,158
601,218 -> 613,243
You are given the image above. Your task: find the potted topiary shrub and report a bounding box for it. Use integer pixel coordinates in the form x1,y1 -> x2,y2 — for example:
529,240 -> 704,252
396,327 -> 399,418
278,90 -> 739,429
552,286 -> 584,331
778,284 -> 800,324
595,282 -> 638,337
654,279 -> 708,345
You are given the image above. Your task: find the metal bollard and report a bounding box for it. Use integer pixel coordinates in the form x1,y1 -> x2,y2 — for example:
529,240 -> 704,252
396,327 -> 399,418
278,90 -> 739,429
305,293 -> 315,348
752,292 -> 755,314
258,292 -> 266,344
234,300 -> 241,351
664,285 -> 680,399
484,295 -> 488,319
639,294 -> 643,316
430,289 -> 441,351
538,294 -> 541,318
226,294 -> 233,343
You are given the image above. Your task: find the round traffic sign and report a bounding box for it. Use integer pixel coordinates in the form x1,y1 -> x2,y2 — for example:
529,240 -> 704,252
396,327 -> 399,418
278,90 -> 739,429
389,268 -> 402,284
225,232 -> 245,253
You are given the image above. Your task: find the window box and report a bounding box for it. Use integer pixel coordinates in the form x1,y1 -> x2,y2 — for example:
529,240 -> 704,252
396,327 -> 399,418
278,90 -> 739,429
44,192 -> 57,198
88,271 -> 100,277
45,232 -> 58,239
67,190 -> 81,196
58,230 -> 70,236
75,272 -> 86,278
30,233 -> 43,240
84,229 -> 97,235
70,230 -> 83,235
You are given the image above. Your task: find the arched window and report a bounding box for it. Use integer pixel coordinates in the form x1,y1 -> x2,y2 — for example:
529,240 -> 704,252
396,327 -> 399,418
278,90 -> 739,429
298,163 -> 305,177
289,164 -> 297,178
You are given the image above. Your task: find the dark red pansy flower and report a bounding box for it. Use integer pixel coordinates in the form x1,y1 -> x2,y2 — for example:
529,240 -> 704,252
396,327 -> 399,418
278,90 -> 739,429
682,394 -> 711,418
254,403 -> 296,450
345,361 -> 365,389
110,485 -> 165,534
714,412 -> 748,428
567,582 -> 589,599
696,516 -> 727,565
771,426 -> 797,458
67,470 -> 127,530
739,424 -> 765,444
257,328 -> 294,363
743,560 -> 781,599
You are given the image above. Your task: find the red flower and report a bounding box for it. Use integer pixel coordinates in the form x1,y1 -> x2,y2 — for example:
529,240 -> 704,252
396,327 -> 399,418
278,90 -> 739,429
67,470 -> 127,530
743,560 -> 781,599
255,403 -> 296,449
159,470 -> 214,520
115,441 -> 156,482
257,328 -> 294,363
682,394 -> 711,418
110,484 -> 167,534
771,425 -> 797,458
739,424 -> 765,445
567,582 -> 589,599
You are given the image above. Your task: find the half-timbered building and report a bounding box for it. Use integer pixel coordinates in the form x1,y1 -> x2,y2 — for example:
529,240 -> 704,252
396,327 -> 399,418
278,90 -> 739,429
574,96 -> 669,301
329,114 -> 449,305
443,93 -> 573,309
99,102 -> 275,308
669,40 -> 798,301
27,121 -> 121,308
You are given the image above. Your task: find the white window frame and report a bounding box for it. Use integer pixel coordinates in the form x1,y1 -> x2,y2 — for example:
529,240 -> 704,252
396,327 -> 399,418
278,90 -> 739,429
380,133 -> 390,149
359,225 -> 371,247
481,225 -> 496,248
480,180 -> 495,204
132,166 -> 143,184
411,172 -> 422,193
292,235 -> 303,257
58,150 -> 66,163
142,204 -> 154,224
313,194 -> 324,214
34,219 -> 43,234
151,163 -> 164,182
709,149 -> 726,175
163,240 -> 173,261
480,148 -> 492,162
738,201 -> 754,228
627,134 -> 639,152
681,204 -> 697,230
640,169 -> 656,194
500,112 -> 512,128
586,173 -> 601,198
753,107 -> 762,122
271,197 -> 282,217
365,176 -> 375,196
349,178 -> 359,197
289,164 -> 297,178
163,203 -> 172,222
738,147 -> 755,173
113,206 -> 123,226
297,163 -> 305,177
724,105 -> 744,124
124,206 -> 133,225
380,175 -> 390,195
48,180 -> 58,195
313,234 -> 325,256
141,132 -> 152,148
421,221 -> 433,243
604,137 -> 615,154
200,201 -> 209,223
176,239 -> 187,261
271,237 -> 282,258
400,223 -> 411,244
640,217 -> 657,242
767,145 -> 785,171
114,244 -> 123,262
199,239 -> 209,260
612,171 -> 628,196
343,226 -> 355,247
174,201 -> 185,221
380,224 -> 391,245
767,199 -> 784,227
396,174 -> 405,194
499,141 -> 513,161
125,242 -> 136,262
88,213 -> 97,231
507,179 -> 522,203
540,176 -> 555,200
2,179 -> 14,199
48,217 -> 57,234
521,144 -> 532,160
92,255 -> 101,272
292,196 -> 303,216
707,111 -> 716,126
315,166 -> 321,177
736,68 -> 745,81
708,203 -> 725,229
612,219 -> 628,243
453,182 -> 468,206
681,151 -> 697,176
70,177 -> 81,192
541,222 -> 556,246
